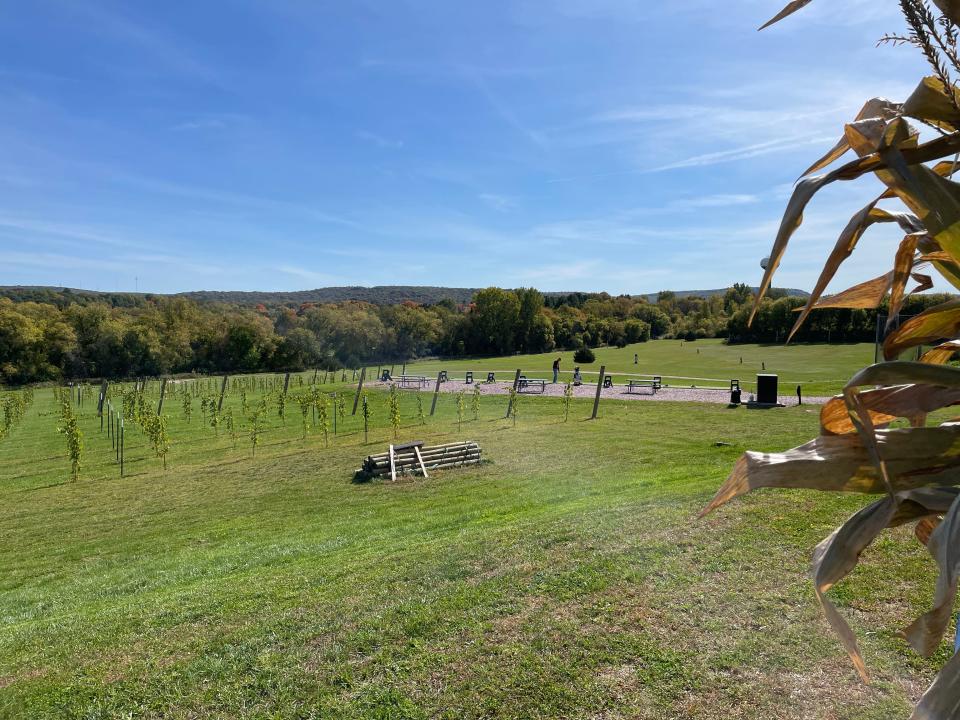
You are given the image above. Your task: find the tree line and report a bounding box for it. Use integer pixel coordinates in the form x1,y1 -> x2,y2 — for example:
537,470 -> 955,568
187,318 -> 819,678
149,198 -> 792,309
0,284 -> 954,384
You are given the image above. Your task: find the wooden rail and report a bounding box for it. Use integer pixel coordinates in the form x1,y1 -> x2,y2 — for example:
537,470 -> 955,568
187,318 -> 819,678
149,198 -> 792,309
358,440 -> 482,480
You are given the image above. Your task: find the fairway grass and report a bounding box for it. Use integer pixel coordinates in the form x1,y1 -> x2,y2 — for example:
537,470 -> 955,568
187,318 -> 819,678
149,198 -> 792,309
403,339 -> 875,397
0,376 -> 944,719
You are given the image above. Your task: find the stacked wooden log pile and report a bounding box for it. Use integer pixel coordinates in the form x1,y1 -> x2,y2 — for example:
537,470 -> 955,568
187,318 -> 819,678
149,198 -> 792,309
357,440 -> 481,480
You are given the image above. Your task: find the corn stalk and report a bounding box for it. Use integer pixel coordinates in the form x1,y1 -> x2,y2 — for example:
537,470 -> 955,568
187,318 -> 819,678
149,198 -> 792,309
704,4 -> 960,716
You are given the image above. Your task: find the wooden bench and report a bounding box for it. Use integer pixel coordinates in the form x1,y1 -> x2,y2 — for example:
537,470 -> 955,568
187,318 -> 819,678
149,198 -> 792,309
397,375 -> 429,389
517,377 -> 546,394
626,376 -> 662,394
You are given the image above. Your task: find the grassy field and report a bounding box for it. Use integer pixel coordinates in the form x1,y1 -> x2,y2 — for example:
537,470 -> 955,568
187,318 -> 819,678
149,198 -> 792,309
401,340 -> 877,397
0,373 -> 946,719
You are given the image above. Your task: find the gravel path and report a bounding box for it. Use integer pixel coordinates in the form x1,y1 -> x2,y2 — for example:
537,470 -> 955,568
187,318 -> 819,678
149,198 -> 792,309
372,379 -> 833,406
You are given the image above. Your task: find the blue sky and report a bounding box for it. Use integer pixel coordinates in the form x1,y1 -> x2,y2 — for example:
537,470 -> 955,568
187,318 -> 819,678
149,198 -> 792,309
0,0 -> 935,295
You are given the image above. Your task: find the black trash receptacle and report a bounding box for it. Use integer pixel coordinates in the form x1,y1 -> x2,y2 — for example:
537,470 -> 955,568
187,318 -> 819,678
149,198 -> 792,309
757,374 -> 779,405
731,388 -> 742,405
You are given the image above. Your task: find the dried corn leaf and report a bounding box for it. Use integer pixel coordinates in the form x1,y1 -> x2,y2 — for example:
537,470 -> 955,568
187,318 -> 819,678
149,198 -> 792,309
886,233 -> 923,332
920,340 -> 960,364
902,76 -> 960,133
801,99 -> 902,177
758,0 -> 812,30
748,126 -> 960,326
873,125 -> 960,265
807,273 -> 892,311
788,204 -> 921,340
846,360 -> 960,389
700,424 -> 960,516
931,0 -> 960,27
812,487 -> 959,682
820,384 -> 960,435
915,516 -> 941,546
910,271 -> 934,295
883,299 -> 960,360
903,492 -> 960,656
910,650 -> 960,719
916,236 -> 960,291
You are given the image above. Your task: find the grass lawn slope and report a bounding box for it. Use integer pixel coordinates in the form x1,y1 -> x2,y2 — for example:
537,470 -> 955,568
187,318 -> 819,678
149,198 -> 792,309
0,374 -> 941,718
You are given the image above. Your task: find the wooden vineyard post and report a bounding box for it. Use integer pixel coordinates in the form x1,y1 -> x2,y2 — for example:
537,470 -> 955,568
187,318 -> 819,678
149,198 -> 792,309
429,372 -> 443,416
119,417 -> 125,477
332,393 -> 337,435
591,365 -> 606,420
116,412 -> 121,462
505,369 -> 522,418
362,395 -> 369,443
157,378 -> 167,415
351,367 -> 366,415
402,361 -> 406,376
218,375 -> 229,412
313,368 -> 319,384
97,380 -> 108,416
283,372 -> 291,396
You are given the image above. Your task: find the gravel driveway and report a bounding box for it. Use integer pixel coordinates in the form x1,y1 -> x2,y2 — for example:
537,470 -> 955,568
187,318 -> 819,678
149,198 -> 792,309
373,379 -> 832,406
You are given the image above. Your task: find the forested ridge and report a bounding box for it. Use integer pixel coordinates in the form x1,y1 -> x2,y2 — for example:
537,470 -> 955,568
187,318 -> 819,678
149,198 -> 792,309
0,283 -> 953,384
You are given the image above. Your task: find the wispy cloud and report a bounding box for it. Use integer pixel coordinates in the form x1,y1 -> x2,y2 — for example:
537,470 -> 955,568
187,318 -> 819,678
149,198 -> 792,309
356,130 -> 405,149
0,215 -> 149,249
648,134 -> 836,172
471,73 -> 547,149
169,113 -> 252,132
274,265 -> 344,286
109,172 -> 367,230
478,193 -> 517,211
668,193 -> 760,210
72,3 -> 222,85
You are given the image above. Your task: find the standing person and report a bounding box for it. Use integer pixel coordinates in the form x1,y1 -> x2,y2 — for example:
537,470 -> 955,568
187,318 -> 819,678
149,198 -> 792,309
552,357 -> 561,383
633,353 -> 638,364
797,385 -> 802,406
573,367 -> 583,386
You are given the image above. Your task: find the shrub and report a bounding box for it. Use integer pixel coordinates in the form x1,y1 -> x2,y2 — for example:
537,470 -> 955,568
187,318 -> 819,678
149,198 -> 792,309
573,347 -> 595,364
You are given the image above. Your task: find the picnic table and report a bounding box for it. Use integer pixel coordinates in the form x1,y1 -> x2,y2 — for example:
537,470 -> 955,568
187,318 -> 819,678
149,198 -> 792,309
517,376 -> 546,394
626,376 -> 662,394
397,375 -> 430,389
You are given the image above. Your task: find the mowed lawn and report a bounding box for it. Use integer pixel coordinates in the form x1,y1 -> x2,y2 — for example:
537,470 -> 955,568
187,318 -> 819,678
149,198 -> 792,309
0,375 -> 945,719
402,340 -> 876,397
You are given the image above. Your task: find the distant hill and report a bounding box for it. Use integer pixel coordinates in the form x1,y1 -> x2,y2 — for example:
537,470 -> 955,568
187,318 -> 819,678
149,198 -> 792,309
177,286 -> 481,306
0,285 -> 483,307
638,288 -> 809,302
0,284 -> 810,308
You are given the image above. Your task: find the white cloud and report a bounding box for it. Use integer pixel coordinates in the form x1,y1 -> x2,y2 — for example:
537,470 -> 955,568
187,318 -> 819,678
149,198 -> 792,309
274,265 -> 344,287
478,193 -> 517,211
356,130 -> 405,149
648,134 -> 835,172
668,194 -> 760,210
